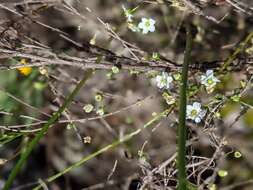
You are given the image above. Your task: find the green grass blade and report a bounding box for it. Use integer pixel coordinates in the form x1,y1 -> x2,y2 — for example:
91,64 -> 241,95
3,69 -> 94,190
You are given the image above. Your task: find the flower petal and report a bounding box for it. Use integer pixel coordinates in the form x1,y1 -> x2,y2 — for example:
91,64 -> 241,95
199,110 -> 206,118
142,28 -> 149,34
141,17 -> 147,22
167,76 -> 173,83
149,25 -> 155,32
206,70 -> 213,76
149,18 -> 156,25
195,117 -> 201,123
138,22 -> 144,29
156,75 -> 162,82
192,102 -> 201,109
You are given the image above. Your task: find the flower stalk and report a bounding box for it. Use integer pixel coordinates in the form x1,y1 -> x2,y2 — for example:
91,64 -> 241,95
177,23 -> 193,190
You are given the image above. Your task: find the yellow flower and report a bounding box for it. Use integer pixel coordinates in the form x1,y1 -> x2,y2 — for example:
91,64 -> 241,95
18,59 -> 32,76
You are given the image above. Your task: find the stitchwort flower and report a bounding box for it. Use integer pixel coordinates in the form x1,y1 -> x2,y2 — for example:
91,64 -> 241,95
186,102 -> 206,123
112,66 -> 120,74
155,72 -> 173,89
201,70 -> 220,93
138,18 -> 156,34
83,104 -> 94,113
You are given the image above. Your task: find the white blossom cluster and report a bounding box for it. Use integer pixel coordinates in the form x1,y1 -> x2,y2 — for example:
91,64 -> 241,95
153,69 -> 220,123
122,5 -> 221,124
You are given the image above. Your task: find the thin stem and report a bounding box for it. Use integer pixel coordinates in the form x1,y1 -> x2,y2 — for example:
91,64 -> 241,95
33,108 -> 172,190
221,31 -> 253,71
177,23 -> 193,190
3,69 -> 94,190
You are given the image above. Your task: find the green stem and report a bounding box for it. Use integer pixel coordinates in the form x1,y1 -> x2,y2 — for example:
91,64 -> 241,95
221,31 -> 253,72
177,23 -> 193,190
3,69 -> 94,190
33,108 -> 172,190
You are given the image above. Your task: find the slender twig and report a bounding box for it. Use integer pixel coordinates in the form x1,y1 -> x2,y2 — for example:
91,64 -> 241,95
220,179 -> 253,190
32,108 -> 171,190
221,31 -> 253,71
0,89 -> 51,117
0,96 -> 152,133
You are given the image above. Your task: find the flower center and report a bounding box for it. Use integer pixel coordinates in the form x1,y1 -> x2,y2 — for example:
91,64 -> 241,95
190,109 -> 198,117
207,78 -> 214,85
161,78 -> 167,85
145,21 -> 150,27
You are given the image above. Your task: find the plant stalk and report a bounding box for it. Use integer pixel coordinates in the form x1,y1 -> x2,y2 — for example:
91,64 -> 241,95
177,23 -> 193,190
33,108 -> 172,190
3,69 -> 94,190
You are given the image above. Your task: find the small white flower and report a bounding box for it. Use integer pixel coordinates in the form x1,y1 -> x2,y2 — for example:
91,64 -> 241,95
83,104 -> 94,113
122,5 -> 133,22
138,18 -> 156,34
155,72 -> 173,89
112,66 -> 120,74
201,70 -> 220,93
186,102 -> 206,123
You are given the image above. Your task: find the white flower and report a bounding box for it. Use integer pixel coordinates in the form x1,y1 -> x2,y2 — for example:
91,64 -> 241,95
155,72 -> 173,89
83,104 -> 94,113
122,5 -> 133,22
186,102 -> 206,123
201,70 -> 220,93
112,66 -> 120,74
138,18 -> 156,34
